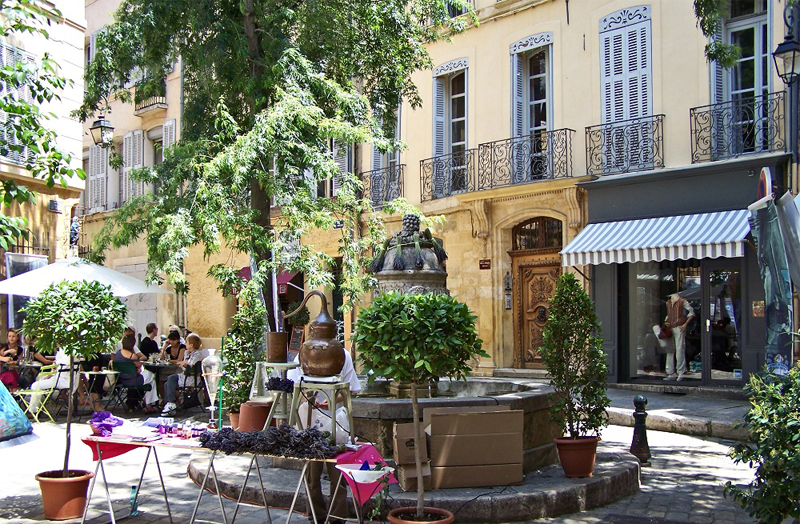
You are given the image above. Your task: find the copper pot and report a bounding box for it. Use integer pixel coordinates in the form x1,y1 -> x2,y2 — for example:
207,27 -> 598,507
286,290 -> 345,377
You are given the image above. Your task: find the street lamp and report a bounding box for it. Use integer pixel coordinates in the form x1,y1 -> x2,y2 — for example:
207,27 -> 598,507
773,36 -> 800,86
88,115 -> 114,147
774,4 -> 800,172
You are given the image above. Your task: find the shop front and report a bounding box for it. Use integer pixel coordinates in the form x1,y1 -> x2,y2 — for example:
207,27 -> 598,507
561,154 -> 788,387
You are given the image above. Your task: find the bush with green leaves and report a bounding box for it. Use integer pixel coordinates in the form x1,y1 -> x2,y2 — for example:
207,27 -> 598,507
22,280 -> 128,476
354,291 -> 486,517
724,367 -> 800,524
539,273 -> 609,439
285,301 -> 310,328
222,281 -> 267,414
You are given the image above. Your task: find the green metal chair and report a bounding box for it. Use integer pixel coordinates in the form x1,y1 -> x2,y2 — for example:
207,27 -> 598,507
14,364 -> 60,422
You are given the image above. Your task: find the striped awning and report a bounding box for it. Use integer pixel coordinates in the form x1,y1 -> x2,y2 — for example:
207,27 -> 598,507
560,210 -> 751,266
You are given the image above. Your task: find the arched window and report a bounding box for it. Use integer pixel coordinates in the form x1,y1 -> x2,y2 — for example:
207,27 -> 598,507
512,217 -> 562,251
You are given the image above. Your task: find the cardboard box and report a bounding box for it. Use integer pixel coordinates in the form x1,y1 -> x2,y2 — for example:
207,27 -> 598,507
427,409 -> 523,436
431,463 -> 523,489
422,405 -> 509,430
430,432 -> 522,467
393,422 -> 429,464
396,462 -> 431,492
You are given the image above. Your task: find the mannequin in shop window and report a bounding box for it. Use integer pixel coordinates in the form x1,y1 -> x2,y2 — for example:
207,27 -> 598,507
664,293 -> 695,381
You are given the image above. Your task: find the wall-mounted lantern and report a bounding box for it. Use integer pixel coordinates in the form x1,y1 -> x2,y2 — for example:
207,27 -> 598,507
504,271 -> 513,310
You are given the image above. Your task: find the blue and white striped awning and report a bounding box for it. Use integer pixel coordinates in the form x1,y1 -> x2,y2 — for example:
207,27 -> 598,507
561,210 -> 751,266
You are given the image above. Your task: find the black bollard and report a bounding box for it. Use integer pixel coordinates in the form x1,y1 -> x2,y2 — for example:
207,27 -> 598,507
629,395 -> 651,466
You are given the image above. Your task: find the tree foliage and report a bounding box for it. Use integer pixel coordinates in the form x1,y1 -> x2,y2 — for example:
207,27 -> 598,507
78,0 -> 465,324
0,1 -> 85,248
724,367 -> 800,524
539,273 -> 610,439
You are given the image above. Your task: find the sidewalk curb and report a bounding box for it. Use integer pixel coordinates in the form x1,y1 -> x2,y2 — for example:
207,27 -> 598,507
607,407 -> 750,441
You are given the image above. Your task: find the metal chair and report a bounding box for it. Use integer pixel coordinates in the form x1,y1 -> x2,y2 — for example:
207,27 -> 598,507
106,361 -> 152,413
177,361 -> 205,412
14,364 -> 60,422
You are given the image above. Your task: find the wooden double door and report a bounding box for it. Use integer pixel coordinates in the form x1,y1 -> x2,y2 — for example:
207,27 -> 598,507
511,250 -> 561,369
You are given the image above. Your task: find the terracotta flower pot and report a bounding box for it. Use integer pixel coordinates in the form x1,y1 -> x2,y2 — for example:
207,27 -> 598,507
387,507 -> 455,524
237,400 -> 274,432
229,411 -> 240,430
554,436 -> 601,478
36,469 -> 94,520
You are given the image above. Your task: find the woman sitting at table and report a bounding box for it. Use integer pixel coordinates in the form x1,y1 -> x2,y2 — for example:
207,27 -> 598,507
114,334 -> 160,413
26,347 -> 77,414
0,328 -> 25,389
160,333 -> 208,416
161,331 -> 186,364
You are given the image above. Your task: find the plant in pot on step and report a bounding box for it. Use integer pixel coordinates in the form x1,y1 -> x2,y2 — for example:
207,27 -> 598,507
355,291 -> 486,523
538,272 -> 610,478
222,281 -> 266,430
22,280 -> 128,520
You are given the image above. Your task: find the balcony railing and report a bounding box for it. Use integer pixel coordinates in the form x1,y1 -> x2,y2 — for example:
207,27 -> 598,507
134,96 -> 167,116
477,128 -> 575,190
690,92 -> 785,163
420,149 -> 476,202
362,164 -> 404,209
585,114 -> 665,176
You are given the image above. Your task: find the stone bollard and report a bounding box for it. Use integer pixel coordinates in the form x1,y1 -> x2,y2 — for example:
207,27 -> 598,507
629,395 -> 651,466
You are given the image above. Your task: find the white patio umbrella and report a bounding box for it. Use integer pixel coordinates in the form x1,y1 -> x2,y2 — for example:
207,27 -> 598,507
0,257 -> 171,298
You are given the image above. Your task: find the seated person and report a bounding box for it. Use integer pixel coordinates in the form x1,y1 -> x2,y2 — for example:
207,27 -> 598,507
160,333 -> 208,416
0,328 -> 25,389
114,334 -> 160,412
26,347 -> 76,414
138,323 -> 160,358
161,331 -> 186,364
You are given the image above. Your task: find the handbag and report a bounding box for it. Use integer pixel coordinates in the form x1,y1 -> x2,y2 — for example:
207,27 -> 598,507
657,324 -> 672,340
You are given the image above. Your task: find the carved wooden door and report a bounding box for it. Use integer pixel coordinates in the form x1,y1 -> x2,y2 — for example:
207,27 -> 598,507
514,264 -> 561,368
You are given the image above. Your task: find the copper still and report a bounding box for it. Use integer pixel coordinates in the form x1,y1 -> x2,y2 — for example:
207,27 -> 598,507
284,290 -> 344,377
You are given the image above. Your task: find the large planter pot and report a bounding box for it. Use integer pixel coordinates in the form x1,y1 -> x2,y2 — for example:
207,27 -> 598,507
229,412 -> 240,430
387,507 -> 455,524
554,436 -> 600,478
265,332 -> 289,364
36,469 -> 94,520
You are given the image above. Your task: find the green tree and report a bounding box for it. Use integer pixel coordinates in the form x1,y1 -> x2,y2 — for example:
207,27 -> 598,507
0,1 -> 85,249
21,281 -> 128,477
77,0 -> 465,324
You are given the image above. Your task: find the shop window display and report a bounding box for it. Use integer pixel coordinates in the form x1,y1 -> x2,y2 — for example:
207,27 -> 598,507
627,261 -> 743,384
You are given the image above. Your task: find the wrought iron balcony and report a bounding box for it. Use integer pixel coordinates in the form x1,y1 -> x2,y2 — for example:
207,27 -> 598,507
361,164 -> 404,209
420,149 -> 476,202
134,96 -> 167,116
585,114 -> 665,176
477,128 -> 575,190
690,92 -> 785,163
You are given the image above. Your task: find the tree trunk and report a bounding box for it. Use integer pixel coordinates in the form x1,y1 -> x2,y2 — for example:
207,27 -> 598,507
411,382 -> 424,518
63,355 -> 74,477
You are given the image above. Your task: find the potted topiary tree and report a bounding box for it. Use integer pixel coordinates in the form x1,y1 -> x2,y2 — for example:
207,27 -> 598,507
538,272 -> 610,478
354,291 -> 486,523
22,280 -> 128,519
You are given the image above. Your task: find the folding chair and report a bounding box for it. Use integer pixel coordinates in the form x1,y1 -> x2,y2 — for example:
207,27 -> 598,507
177,361 -> 206,412
106,361 -> 152,413
14,364 -> 59,422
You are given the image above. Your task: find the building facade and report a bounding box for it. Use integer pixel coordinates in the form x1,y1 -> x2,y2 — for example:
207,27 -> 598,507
0,1 -> 86,332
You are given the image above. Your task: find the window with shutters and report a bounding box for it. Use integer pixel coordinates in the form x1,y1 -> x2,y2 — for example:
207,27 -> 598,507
121,130 -> 145,203
87,144 -> 109,213
431,61 -> 469,197
599,6 -> 653,171
369,106 -> 403,207
510,35 -> 553,181
0,42 -> 35,166
318,139 -> 351,199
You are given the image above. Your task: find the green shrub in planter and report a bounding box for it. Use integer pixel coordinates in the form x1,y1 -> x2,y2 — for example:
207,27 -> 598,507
354,291 -> 486,519
223,282 -> 266,414
724,367 -> 800,524
22,281 -> 128,476
539,273 -> 610,439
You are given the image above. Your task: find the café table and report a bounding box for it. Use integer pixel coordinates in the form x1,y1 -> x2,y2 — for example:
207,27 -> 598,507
79,368 -> 120,413
143,361 -> 179,399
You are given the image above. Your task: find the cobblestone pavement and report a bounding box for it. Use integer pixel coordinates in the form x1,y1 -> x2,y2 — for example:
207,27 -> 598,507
1,419 -> 758,524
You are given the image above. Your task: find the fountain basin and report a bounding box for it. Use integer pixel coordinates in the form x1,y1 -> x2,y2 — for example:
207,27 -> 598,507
351,377 -> 561,472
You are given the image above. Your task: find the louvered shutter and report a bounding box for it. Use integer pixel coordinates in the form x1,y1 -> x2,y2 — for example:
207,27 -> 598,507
88,145 -> 99,211
89,144 -> 108,212
710,26 -> 726,160
332,140 -> 349,197
162,119 -> 176,149
89,31 -> 99,63
98,146 -> 108,209
133,130 -> 144,196
121,132 -> 132,203
371,115 -> 383,171
432,77 -> 447,198
511,53 -> 525,137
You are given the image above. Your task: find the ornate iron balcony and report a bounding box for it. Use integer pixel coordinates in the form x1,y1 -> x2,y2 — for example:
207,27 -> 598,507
134,96 -> 167,116
690,92 -> 785,163
585,114 -> 665,176
361,164 -> 404,209
477,128 -> 575,190
420,149 -> 476,202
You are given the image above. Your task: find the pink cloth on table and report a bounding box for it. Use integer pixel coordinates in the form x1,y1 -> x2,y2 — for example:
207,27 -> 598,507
335,443 -> 397,507
82,437 -> 142,461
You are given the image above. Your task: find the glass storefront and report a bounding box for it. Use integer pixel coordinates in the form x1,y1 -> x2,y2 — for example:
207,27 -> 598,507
626,259 -> 744,385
